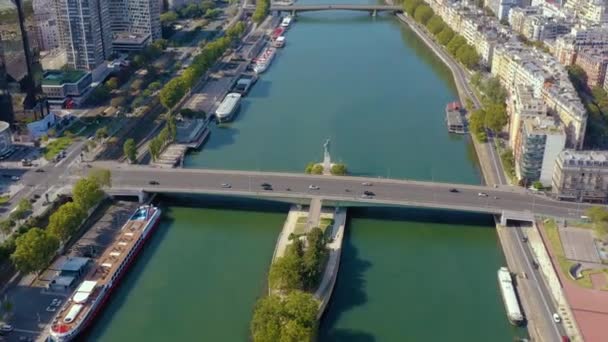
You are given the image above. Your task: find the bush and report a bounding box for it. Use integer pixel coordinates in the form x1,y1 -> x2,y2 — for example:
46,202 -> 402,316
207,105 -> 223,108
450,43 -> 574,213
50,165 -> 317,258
330,163 -> 347,175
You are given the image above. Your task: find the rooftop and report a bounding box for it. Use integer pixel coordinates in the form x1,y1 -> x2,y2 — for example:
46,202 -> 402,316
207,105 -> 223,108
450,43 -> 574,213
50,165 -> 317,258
559,150 -> 608,164
42,70 -> 87,86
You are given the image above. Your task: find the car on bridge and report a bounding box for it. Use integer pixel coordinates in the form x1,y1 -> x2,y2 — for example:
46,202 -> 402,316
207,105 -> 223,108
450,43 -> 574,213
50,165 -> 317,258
449,188 -> 459,193
149,180 -> 160,185
221,183 -> 231,188
478,192 -> 488,197
363,190 -> 374,196
309,185 -> 320,190
362,182 -> 372,186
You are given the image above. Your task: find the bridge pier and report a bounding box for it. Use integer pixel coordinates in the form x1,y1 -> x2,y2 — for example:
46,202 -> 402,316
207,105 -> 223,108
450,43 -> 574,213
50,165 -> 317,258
371,9 -> 377,16
291,9 -> 297,17
138,190 -> 149,204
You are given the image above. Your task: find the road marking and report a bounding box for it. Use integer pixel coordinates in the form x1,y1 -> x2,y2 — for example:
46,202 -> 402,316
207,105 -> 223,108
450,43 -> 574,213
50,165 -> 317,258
14,328 -> 41,334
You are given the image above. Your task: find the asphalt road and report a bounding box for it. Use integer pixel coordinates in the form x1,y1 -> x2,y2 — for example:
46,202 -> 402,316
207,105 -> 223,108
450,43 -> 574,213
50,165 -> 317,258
101,165 -> 590,219
507,224 -> 566,341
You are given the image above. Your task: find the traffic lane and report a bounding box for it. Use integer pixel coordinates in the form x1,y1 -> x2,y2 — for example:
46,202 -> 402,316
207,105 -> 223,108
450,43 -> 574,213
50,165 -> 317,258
111,170 -> 585,217
511,226 -> 564,339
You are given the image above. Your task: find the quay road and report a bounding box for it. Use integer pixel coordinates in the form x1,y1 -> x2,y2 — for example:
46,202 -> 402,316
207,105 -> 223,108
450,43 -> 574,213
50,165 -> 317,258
99,164 -> 592,219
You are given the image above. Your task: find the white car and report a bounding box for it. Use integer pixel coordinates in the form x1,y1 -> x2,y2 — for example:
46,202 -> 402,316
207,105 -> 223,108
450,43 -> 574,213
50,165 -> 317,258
361,182 -> 372,186
553,313 -> 561,323
309,185 -> 320,190
10,176 -> 19,181
221,183 -> 231,188
51,298 -> 62,306
0,324 -> 13,332
478,192 -> 488,197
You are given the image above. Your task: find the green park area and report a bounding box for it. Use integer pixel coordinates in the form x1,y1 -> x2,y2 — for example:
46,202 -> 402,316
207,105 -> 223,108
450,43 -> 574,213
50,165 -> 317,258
544,219 -> 608,290
43,137 -> 72,160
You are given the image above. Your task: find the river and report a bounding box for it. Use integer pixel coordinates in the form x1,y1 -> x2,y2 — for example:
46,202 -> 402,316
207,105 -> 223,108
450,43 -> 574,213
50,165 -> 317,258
87,1 -> 526,340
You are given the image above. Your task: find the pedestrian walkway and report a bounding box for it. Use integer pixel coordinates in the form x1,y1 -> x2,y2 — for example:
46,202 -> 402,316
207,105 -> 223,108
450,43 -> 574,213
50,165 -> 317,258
314,207 -> 346,318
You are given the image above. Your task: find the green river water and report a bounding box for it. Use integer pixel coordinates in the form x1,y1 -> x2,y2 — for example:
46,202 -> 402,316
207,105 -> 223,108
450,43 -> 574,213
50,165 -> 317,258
87,2 -> 526,341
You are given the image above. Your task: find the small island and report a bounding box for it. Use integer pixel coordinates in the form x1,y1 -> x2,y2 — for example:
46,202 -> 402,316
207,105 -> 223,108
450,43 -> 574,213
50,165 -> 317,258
304,139 -> 348,175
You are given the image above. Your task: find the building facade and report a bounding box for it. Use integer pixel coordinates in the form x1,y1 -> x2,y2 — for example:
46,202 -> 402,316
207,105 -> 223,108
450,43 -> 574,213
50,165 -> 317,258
508,83 -> 547,149
41,70 -> 92,107
55,0 -> 113,70
575,49 -> 608,88
514,117 -> 565,186
33,0 -> 60,51
552,150 -> 608,202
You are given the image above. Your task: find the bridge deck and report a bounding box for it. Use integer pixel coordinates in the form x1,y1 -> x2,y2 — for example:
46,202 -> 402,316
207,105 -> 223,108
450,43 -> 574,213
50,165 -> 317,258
100,164 -> 592,219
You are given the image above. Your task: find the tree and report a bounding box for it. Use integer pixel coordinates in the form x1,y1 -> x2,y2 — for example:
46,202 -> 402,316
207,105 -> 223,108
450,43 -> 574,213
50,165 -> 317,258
88,85 -> 111,105
17,198 -> 32,213
403,0 -> 423,16
160,11 -> 178,23
532,181 -> 543,190
251,295 -> 283,342
426,15 -> 445,35
149,138 -> 162,161
106,77 -> 120,90
586,206 -> 608,238
250,291 -> 318,342
484,103 -> 508,132
148,81 -> 162,91
567,65 -> 588,91
311,164 -> 324,175
446,35 -> 466,55
268,249 -> 304,292
95,127 -> 109,140
330,163 -> 347,175
482,77 -> 508,105
73,177 -> 104,211
89,168 -> 112,188
11,228 -> 59,274
160,77 -> 187,110
436,27 -> 454,46
48,202 -> 86,241
182,67 -> 201,88
456,44 -> 479,69
124,138 -> 137,163
304,162 -> 315,174
0,219 -> 15,236
302,227 -> 327,289
414,4 -> 433,25
469,108 -> 487,141
471,71 -> 483,88
252,0 -> 269,24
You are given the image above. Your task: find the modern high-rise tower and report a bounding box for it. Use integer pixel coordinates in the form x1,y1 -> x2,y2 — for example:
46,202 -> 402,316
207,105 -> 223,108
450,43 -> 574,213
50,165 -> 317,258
54,0 -> 112,70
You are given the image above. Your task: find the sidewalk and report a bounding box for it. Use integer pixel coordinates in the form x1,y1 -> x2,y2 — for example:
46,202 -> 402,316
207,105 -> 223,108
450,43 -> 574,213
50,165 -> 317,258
314,207 -> 346,318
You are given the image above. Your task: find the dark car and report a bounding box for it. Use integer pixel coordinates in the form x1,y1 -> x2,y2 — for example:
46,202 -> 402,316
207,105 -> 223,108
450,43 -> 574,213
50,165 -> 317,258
363,190 -> 375,196
449,188 -> 459,193
35,168 -> 44,173
261,183 -> 271,188
149,180 -> 160,185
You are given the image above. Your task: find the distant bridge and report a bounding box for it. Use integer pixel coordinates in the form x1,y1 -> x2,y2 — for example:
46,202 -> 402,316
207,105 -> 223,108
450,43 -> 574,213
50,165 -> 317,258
244,4 -> 403,16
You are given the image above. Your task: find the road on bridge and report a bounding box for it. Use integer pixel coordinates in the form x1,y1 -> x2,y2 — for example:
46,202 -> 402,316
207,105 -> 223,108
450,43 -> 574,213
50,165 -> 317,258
101,165 -> 589,219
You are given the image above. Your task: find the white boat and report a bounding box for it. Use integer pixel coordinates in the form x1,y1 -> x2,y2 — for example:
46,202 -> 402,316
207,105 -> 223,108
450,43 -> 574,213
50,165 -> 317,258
280,16 -> 293,28
273,36 -> 286,48
49,206 -> 162,342
497,267 -> 524,325
252,47 -> 276,74
215,93 -> 242,122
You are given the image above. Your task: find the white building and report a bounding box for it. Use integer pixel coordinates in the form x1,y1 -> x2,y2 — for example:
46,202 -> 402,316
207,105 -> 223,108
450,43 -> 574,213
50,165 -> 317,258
553,150 -> 608,202
514,117 -> 566,186
508,84 -> 547,149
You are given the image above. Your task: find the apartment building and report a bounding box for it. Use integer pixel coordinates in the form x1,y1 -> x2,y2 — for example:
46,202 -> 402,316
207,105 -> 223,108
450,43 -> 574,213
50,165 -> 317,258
514,116 -> 566,186
553,150 -> 608,202
508,83 -> 547,149
33,0 -> 60,51
576,49 -> 608,88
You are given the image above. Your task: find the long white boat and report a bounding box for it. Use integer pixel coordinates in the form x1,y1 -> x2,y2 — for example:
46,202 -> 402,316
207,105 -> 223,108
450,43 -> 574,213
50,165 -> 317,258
49,205 -> 162,342
497,267 -> 524,325
215,93 -> 242,122
252,47 -> 277,74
